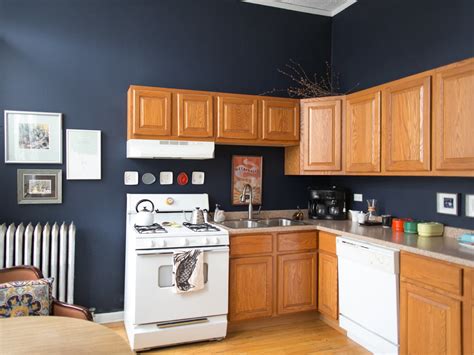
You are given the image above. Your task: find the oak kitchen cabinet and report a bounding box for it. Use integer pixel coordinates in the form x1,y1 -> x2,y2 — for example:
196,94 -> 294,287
128,85 -> 299,146
345,89 -> 381,173
229,231 -> 318,322
382,75 -> 431,172
433,59 -> 474,172
400,252 -> 473,355
285,57 -> 474,177
317,231 -> 338,321
284,97 -> 344,174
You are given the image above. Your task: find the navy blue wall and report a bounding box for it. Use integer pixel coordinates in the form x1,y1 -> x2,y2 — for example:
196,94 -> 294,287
0,0 -> 331,312
330,0 -> 474,229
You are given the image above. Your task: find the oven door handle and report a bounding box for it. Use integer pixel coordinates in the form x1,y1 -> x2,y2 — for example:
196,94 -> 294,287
136,246 -> 229,256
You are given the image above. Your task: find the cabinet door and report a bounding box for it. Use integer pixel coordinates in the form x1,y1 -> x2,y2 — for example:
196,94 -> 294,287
382,76 -> 431,172
177,93 -> 213,138
318,253 -> 338,320
262,99 -> 299,142
302,100 -> 342,171
400,281 -> 462,355
434,60 -> 474,171
129,87 -> 172,138
277,252 -> 317,314
229,256 -> 273,321
346,91 -> 381,172
216,95 -> 258,141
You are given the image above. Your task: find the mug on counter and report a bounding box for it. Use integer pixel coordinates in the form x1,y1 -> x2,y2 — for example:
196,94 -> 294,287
382,215 -> 393,228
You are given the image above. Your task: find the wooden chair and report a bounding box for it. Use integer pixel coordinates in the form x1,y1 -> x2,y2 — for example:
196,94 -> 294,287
0,265 -> 93,321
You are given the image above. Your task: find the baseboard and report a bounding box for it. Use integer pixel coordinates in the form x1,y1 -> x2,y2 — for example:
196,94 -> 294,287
94,311 -> 124,324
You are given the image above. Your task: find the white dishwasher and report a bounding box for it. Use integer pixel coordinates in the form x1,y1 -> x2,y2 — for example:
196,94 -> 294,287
336,237 -> 400,355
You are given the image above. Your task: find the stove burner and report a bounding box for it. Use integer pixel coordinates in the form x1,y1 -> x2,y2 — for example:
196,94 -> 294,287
183,222 -> 220,233
134,223 -> 167,234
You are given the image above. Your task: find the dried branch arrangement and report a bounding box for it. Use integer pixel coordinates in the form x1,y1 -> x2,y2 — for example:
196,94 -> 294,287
262,60 -> 347,98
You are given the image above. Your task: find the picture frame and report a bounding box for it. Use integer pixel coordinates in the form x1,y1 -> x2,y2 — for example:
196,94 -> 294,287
436,192 -> 459,216
4,110 -> 63,164
466,194 -> 474,218
17,169 -> 62,204
66,129 -> 101,180
231,155 -> 263,206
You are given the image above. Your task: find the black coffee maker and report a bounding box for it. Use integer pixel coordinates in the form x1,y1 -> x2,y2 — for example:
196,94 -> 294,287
308,186 -> 347,220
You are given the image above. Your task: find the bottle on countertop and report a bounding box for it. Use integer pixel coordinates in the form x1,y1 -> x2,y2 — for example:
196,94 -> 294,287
214,204 -> 226,223
293,206 -> 304,221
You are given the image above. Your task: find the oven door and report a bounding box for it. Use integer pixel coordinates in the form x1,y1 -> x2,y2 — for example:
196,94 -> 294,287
133,246 -> 229,325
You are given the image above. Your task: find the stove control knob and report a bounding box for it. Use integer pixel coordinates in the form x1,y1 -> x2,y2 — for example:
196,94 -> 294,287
201,238 -> 209,245
150,240 -> 156,248
181,238 -> 189,246
210,237 -> 219,244
156,240 -> 165,248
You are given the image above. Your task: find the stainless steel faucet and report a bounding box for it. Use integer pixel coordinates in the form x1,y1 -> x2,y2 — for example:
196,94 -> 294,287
240,184 -> 254,220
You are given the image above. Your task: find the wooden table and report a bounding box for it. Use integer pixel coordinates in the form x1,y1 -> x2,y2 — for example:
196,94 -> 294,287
0,316 -> 133,354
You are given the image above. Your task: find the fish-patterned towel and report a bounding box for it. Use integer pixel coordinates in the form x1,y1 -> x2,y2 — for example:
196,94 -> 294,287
173,249 -> 204,293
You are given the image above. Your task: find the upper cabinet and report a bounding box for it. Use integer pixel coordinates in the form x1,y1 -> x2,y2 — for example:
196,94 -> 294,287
128,87 -> 172,138
261,99 -> 299,142
382,75 -> 431,172
176,93 -> 213,138
345,90 -> 381,173
303,99 -> 343,171
433,60 -> 474,172
216,95 -> 259,141
127,85 -> 299,146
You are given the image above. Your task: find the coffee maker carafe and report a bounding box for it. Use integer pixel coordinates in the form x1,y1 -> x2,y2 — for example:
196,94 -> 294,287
308,186 -> 347,220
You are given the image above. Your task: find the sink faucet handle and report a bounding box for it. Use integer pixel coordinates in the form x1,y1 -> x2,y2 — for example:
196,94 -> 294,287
256,205 -> 262,215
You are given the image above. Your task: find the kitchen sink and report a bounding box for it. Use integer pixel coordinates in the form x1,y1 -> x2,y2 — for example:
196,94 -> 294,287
220,218 -> 306,229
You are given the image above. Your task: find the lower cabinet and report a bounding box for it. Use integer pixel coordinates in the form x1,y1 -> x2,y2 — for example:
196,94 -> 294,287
277,252 -> 317,314
317,252 -> 338,320
229,256 -> 273,321
400,281 -> 462,354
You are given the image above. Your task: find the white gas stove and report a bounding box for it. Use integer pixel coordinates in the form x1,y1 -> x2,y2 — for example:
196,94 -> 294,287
124,194 -> 229,351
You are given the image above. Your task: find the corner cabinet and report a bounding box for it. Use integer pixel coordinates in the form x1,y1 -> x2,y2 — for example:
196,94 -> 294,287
382,75 -> 431,172
434,60 -> 474,172
345,90 -> 381,173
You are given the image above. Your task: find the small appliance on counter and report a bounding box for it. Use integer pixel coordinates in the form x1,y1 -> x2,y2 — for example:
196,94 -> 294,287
308,186 -> 347,220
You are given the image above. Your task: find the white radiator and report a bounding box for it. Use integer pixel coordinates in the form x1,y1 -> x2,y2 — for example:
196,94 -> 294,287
0,222 -> 76,303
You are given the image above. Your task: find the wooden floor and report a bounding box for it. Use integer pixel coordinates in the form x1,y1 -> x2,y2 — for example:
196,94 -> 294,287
106,312 -> 369,354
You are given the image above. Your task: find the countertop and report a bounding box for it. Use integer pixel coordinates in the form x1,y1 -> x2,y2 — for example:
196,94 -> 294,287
219,219 -> 474,268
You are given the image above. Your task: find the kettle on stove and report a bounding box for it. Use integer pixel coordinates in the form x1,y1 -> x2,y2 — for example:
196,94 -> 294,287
184,207 -> 208,225
135,199 -> 156,226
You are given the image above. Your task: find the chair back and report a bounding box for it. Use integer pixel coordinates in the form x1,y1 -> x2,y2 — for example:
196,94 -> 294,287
0,266 -> 43,284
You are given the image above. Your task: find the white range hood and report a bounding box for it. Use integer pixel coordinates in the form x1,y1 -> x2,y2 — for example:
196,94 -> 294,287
127,139 -> 215,160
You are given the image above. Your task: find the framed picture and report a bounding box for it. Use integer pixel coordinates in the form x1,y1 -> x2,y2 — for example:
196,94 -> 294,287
66,129 -> 101,180
231,155 -> 263,206
436,192 -> 459,216
17,169 -> 62,204
4,110 -> 62,164
466,194 -> 474,218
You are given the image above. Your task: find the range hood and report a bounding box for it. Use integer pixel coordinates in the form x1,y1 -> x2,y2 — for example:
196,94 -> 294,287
127,139 -> 215,160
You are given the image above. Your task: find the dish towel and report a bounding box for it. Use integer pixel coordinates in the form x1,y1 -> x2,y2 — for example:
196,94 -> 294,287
173,249 -> 204,293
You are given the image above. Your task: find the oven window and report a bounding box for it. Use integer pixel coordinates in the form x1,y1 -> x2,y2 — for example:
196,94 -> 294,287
158,263 -> 209,287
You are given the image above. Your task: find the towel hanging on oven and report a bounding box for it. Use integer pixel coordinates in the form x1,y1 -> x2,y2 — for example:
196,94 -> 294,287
173,249 -> 204,293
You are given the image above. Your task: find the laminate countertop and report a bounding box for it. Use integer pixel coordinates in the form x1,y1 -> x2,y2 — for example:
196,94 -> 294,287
219,219 -> 474,268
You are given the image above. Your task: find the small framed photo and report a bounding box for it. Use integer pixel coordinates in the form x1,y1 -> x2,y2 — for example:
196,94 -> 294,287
4,110 -> 63,164
466,194 -> 474,218
17,169 -> 62,204
436,192 -> 459,216
66,129 -> 101,180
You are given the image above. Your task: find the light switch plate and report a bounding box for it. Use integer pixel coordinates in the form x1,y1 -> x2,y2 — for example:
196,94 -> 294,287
466,194 -> 474,218
159,171 -> 173,185
124,171 -> 139,185
354,193 -> 363,202
192,171 -> 205,185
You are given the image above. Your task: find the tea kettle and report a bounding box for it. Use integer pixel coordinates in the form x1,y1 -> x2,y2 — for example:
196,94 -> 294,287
135,199 -> 156,226
184,207 -> 208,225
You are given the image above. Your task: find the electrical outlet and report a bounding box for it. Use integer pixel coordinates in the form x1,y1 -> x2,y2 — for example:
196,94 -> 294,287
354,193 -> 363,202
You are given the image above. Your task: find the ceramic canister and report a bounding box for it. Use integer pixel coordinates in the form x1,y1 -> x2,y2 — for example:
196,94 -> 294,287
403,221 -> 419,234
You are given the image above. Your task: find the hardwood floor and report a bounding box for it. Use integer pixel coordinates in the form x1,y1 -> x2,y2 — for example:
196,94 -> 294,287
106,312 -> 369,354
